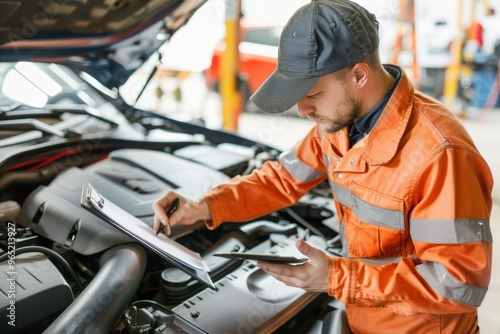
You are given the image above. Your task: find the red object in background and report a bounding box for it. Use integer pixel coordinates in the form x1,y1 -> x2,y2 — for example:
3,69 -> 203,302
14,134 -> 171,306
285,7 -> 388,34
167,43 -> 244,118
206,21 -> 282,111
469,20 -> 484,47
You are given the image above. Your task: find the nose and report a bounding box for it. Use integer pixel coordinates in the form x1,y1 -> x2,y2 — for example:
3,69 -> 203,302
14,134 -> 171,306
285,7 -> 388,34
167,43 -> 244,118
296,99 -> 314,118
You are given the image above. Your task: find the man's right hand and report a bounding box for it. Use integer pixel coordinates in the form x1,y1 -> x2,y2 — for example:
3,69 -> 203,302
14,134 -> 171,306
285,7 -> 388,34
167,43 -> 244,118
152,191 -> 211,236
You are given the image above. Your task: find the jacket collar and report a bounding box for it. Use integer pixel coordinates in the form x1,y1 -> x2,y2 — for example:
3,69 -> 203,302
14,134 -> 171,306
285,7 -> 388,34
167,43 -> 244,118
363,65 -> 414,165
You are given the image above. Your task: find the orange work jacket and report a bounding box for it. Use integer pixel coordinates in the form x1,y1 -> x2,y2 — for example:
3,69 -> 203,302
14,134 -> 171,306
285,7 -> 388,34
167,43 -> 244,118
203,66 -> 493,333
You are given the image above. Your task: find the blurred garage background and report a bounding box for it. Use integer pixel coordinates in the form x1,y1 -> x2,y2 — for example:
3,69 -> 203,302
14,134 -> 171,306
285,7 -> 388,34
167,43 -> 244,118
117,1 -> 500,333
122,0 -> 500,131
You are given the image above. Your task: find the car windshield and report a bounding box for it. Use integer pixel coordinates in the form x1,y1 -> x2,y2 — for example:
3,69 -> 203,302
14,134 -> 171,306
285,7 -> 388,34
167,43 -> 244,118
0,62 -> 93,109
244,27 -> 282,47
0,61 -> 131,153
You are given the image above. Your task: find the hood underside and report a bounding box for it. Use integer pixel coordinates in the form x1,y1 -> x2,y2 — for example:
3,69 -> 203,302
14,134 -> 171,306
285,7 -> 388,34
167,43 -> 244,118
0,0 -> 207,88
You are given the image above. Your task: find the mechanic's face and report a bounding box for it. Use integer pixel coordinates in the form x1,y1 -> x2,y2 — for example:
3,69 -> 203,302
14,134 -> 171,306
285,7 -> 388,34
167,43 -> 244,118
297,72 -> 362,134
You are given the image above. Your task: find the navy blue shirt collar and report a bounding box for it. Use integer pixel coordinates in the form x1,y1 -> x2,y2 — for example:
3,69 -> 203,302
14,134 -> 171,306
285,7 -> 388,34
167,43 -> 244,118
348,66 -> 401,148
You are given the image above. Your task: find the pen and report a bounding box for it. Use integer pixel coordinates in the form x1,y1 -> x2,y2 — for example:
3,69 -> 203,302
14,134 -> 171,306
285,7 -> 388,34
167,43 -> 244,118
156,197 -> 180,236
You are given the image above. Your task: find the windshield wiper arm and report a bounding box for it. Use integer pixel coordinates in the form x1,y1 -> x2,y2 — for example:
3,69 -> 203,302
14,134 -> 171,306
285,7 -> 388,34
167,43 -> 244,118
0,102 -> 23,112
0,119 -> 79,138
0,109 -> 61,120
44,104 -> 119,127
0,104 -> 118,128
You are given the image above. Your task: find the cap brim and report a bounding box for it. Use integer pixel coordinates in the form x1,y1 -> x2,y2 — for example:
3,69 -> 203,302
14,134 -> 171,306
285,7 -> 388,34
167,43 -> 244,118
249,70 -> 318,114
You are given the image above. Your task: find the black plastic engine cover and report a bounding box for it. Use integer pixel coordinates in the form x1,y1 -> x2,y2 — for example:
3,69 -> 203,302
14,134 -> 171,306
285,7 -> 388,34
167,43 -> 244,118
0,253 -> 73,332
16,149 -> 230,255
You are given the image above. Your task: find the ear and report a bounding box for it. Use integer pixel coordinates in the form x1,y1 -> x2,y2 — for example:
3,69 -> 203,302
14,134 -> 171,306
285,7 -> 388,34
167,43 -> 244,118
351,62 -> 369,88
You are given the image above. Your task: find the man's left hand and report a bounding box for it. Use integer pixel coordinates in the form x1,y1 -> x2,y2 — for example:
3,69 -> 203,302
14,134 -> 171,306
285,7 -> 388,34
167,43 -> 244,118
256,239 -> 330,293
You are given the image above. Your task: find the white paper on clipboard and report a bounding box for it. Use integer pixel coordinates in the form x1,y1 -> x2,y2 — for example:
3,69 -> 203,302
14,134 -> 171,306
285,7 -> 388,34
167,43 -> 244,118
81,182 -> 209,272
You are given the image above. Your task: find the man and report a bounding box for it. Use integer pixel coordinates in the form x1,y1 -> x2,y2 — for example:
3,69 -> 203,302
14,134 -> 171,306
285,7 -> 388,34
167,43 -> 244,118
153,0 -> 493,332
466,7 -> 500,111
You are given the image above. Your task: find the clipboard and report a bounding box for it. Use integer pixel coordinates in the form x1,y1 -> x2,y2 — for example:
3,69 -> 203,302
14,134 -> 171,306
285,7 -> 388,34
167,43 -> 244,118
213,252 -> 309,264
80,182 -> 215,290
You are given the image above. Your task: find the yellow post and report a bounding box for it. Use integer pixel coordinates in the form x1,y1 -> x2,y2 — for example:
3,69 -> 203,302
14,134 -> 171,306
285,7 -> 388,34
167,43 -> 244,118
442,0 -> 466,113
390,0 -> 418,85
220,0 -> 241,131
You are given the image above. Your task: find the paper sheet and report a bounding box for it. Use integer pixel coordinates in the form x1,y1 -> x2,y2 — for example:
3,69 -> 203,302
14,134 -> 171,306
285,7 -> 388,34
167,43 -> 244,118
84,183 -> 209,272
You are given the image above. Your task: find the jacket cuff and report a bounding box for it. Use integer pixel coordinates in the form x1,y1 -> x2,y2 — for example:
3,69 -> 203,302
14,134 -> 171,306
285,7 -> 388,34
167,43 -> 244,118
328,257 -> 339,297
203,189 -> 229,229
328,257 -> 358,304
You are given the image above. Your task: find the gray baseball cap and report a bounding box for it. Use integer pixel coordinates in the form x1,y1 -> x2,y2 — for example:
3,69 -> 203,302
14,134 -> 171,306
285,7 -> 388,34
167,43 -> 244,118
249,0 -> 379,114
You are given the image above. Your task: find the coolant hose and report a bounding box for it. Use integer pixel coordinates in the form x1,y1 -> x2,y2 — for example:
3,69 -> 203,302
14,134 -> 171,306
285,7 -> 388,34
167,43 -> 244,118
43,243 -> 147,334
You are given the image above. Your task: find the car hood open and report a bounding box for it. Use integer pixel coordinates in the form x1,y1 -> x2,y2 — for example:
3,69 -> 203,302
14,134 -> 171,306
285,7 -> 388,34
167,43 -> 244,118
0,0 -> 207,89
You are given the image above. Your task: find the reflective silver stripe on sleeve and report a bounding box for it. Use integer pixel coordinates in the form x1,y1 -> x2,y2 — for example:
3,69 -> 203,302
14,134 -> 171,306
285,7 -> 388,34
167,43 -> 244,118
410,218 -> 492,244
279,149 -> 325,182
331,182 -> 404,230
416,262 -> 487,307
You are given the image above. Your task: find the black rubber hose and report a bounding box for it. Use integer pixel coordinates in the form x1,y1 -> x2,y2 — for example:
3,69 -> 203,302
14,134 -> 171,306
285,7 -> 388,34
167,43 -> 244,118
43,243 -> 147,334
0,245 -> 85,292
0,170 -> 46,193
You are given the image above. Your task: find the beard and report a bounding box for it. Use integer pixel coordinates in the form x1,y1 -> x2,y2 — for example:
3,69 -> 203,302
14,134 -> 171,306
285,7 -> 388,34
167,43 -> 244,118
313,94 -> 363,134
